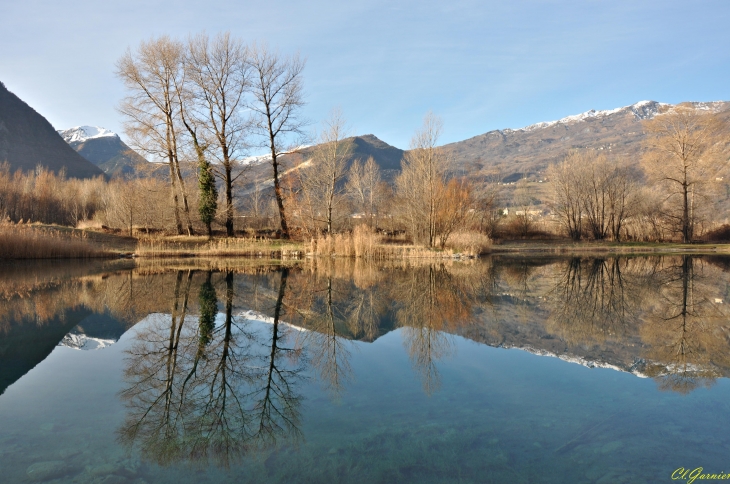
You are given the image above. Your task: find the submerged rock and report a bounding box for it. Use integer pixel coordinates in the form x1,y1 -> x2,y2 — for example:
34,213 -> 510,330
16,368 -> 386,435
26,460 -> 69,481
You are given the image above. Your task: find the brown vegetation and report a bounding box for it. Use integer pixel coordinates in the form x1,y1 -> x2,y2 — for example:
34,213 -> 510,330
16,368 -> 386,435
0,222 -> 113,259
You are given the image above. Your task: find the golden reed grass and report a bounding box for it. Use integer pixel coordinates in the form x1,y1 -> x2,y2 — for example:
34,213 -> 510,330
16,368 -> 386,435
0,222 -> 113,259
135,236 -> 304,258
309,226 -> 491,259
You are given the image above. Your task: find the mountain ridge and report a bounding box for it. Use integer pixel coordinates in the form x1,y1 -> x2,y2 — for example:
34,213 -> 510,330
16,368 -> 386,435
443,99 -> 730,181
58,125 -> 155,178
0,82 -> 105,179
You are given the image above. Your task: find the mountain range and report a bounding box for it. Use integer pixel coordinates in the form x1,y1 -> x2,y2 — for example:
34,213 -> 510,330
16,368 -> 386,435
2,79 -> 728,184
444,100 -> 730,182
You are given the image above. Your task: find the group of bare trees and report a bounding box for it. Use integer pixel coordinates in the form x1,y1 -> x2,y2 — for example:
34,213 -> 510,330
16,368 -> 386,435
548,151 -> 639,241
394,113 -> 482,248
548,106 -> 726,242
116,33 -> 305,238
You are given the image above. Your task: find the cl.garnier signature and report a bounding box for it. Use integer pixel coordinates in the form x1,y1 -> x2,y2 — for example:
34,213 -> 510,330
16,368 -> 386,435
673,468 -> 730,483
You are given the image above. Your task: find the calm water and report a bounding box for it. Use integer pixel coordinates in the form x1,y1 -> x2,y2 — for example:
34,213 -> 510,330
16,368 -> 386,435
1,256 -> 730,483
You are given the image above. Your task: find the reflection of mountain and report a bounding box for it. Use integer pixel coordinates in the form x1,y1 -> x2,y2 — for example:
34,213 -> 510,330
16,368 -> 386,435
0,309 -> 131,395
58,312 -> 129,350
0,308 -> 91,396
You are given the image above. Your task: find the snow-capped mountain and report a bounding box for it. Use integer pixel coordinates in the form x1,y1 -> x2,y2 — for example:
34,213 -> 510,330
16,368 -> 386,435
444,99 -> 730,182
58,126 -> 119,145
514,100 -> 667,132
58,125 -> 159,178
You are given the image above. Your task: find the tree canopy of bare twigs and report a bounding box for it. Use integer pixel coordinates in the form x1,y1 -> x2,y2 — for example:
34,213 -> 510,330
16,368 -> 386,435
642,106 -> 724,243
184,32 -> 251,236
347,156 -> 383,228
396,113 -> 449,247
297,108 -> 352,234
247,44 -> 307,239
548,150 -> 640,241
116,36 -> 194,235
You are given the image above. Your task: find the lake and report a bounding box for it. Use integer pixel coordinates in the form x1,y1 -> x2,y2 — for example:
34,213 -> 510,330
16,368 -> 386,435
1,255 -> 729,483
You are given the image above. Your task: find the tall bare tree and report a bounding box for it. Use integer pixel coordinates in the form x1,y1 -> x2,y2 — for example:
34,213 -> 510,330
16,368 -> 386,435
298,108 -> 352,233
185,32 -> 251,236
247,45 -> 307,239
116,36 -> 194,235
396,112 -> 449,247
643,106 -> 723,243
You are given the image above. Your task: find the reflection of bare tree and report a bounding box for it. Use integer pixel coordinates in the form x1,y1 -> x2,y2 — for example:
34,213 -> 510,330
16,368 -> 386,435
305,276 -> 353,398
545,258 -> 648,345
247,268 -> 304,447
118,269 -> 304,467
641,256 -> 730,393
392,265 -> 471,394
118,270 -> 194,465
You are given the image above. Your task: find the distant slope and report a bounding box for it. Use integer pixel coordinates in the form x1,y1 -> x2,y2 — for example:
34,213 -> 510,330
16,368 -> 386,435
0,82 -> 105,179
243,134 -> 405,194
444,100 -> 730,182
58,126 -> 158,178
284,133 -> 404,177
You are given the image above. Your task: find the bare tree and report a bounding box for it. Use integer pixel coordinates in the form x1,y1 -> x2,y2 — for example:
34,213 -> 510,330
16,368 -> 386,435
247,45 -> 307,239
436,178 -> 475,248
347,156 -> 382,228
512,176 -> 535,237
548,152 -> 584,241
396,112 -> 449,247
116,36 -> 194,235
184,32 -> 251,236
298,109 -> 352,233
643,106 -> 723,243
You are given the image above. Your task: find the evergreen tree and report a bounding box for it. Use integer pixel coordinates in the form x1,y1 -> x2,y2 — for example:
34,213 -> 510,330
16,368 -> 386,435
198,155 -> 218,236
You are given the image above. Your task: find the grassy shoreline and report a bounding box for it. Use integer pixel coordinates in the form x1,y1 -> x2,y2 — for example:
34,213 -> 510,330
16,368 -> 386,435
3,224 -> 730,260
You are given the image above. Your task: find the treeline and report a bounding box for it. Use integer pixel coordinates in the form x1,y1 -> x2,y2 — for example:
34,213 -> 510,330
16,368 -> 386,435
555,106 -> 729,242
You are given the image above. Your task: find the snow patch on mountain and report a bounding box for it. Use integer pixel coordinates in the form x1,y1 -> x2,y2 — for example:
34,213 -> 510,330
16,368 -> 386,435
59,332 -> 117,350
507,101 -> 666,133
240,145 -> 311,166
58,126 -> 118,144
502,100 -> 728,135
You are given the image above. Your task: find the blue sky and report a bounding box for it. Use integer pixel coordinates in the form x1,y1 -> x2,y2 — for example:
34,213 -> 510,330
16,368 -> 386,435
1,0 -> 728,150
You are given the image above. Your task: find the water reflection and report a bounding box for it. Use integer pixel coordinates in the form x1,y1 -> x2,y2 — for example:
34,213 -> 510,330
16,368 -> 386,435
117,268 -> 304,468
642,256 -> 730,393
3,256 -> 730,469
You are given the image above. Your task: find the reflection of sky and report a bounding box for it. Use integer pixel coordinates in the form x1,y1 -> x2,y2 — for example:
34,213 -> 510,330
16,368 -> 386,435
3,321 -> 730,482
1,0 -> 728,148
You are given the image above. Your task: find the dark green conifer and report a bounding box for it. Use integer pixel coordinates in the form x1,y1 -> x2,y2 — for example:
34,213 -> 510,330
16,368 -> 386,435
198,153 -> 218,237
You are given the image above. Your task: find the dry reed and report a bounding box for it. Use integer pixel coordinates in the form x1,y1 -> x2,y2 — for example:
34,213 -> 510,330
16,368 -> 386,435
135,236 -> 304,258
0,222 -> 113,259
309,226 -> 491,259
